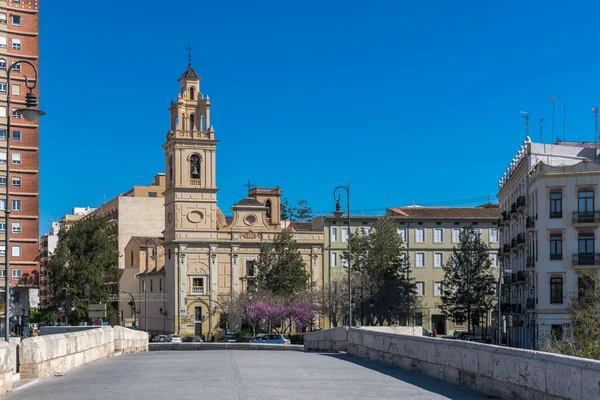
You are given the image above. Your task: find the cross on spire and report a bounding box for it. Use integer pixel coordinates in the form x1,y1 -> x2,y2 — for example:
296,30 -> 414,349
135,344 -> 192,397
244,180 -> 254,193
186,44 -> 194,68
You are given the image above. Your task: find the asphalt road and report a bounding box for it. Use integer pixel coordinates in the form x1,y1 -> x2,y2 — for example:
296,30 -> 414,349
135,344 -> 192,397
6,351 -> 490,400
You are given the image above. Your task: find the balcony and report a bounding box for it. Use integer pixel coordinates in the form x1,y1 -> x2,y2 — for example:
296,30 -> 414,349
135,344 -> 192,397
511,272 -> 517,283
511,203 -> 517,214
501,303 -> 511,313
504,244 -> 511,253
550,253 -> 562,260
572,252 -> 600,267
497,218 -> 504,227
502,211 -> 510,222
516,271 -> 526,282
572,211 -> 600,225
503,272 -> 512,284
511,238 -> 517,249
517,233 -> 526,246
526,216 -> 536,230
517,196 -> 526,211
526,256 -> 535,269
526,298 -> 535,310
549,211 -> 562,219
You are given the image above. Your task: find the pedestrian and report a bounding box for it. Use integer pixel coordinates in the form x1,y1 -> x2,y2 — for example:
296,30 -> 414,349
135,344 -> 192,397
432,329 -> 437,338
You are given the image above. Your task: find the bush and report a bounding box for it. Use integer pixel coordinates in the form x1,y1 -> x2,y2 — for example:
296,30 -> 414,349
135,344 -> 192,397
289,334 -> 304,345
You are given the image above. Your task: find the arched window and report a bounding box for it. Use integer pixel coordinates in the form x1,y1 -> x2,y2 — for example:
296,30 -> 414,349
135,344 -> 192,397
265,199 -> 272,219
189,114 -> 195,132
190,86 -> 195,100
0,59 -> 6,70
168,156 -> 173,184
190,154 -> 201,179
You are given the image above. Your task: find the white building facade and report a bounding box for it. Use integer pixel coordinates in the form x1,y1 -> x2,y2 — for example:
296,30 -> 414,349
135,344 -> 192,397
498,139 -> 600,349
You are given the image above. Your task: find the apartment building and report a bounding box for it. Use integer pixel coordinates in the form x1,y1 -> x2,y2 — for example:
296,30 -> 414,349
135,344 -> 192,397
38,221 -> 59,308
498,139 -> 600,349
0,0 -> 40,334
314,205 -> 500,334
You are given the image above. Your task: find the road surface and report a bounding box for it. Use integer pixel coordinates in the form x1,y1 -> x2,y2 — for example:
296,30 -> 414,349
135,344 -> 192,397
7,350 -> 491,399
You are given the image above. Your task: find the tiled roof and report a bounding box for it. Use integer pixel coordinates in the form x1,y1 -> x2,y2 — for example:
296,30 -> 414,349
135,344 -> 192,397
388,206 -> 498,219
234,197 -> 265,207
290,222 -> 313,231
179,66 -> 200,80
131,236 -> 164,246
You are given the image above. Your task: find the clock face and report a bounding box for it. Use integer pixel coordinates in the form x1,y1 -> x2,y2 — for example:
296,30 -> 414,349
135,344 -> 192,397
168,212 -> 173,224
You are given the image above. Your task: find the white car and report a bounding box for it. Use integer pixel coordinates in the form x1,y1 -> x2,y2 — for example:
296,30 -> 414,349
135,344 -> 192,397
168,334 -> 181,343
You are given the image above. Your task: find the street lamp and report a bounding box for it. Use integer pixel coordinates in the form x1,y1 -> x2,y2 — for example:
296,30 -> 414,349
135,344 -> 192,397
144,238 -> 157,332
333,183 -> 352,327
4,60 -> 44,341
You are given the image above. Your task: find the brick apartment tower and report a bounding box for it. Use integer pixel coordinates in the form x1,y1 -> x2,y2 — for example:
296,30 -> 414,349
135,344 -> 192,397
0,0 -> 40,333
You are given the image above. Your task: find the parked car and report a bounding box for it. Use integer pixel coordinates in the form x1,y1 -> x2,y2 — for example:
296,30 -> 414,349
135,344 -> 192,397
151,335 -> 169,343
464,336 -> 488,344
167,334 -> 182,343
238,336 -> 255,343
219,334 -> 237,343
182,335 -> 204,343
253,334 -> 291,344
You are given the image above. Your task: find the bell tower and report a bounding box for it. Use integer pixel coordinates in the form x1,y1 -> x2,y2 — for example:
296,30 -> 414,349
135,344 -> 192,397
162,61 -> 218,242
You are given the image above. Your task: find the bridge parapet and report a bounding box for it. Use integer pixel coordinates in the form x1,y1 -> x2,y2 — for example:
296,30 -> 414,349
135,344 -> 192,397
19,326 -> 148,380
305,327 -> 600,400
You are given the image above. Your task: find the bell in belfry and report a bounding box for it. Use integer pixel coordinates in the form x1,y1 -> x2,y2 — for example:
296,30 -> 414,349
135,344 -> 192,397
191,164 -> 198,176
190,155 -> 200,179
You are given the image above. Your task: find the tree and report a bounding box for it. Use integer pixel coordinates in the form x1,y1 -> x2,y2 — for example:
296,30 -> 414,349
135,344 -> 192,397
348,215 -> 420,326
438,227 -> 496,333
280,197 -> 292,221
293,200 -> 313,222
540,270 -> 600,360
255,230 -> 310,296
29,307 -> 54,326
318,279 -> 348,328
47,216 -> 118,325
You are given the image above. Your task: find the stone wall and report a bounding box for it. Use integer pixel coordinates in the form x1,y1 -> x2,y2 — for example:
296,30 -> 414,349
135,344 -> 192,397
304,328 -> 600,400
19,326 -> 148,379
358,326 -> 421,336
113,326 -> 148,354
304,327 -> 348,352
0,342 -> 12,395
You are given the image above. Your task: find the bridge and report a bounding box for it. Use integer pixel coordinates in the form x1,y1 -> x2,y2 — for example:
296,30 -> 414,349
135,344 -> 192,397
6,350 -> 483,400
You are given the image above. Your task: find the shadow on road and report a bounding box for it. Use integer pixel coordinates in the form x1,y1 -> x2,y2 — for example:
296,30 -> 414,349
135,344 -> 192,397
317,353 -> 495,400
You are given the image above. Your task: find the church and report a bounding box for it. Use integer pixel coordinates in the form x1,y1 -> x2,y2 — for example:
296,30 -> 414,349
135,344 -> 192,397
158,62 -> 324,338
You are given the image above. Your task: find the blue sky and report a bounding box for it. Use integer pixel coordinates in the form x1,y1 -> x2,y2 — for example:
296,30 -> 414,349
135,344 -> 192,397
39,0 -> 600,232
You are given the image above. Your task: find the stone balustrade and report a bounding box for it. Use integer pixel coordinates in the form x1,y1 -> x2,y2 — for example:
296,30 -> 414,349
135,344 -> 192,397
19,326 -> 148,380
305,327 -> 600,400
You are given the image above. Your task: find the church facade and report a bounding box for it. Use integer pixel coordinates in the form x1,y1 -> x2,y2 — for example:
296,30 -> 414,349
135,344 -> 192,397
161,64 -> 324,338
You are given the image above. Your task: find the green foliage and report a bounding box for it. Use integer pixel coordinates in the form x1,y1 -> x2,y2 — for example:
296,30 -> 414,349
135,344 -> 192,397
47,216 -> 118,325
29,307 -> 54,325
280,197 -> 292,221
256,230 -> 310,296
293,200 -> 313,222
438,227 -> 496,332
349,215 -> 421,326
541,270 -> 600,360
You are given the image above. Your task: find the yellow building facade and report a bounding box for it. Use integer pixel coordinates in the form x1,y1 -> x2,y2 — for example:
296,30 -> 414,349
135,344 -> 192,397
316,205 -> 500,334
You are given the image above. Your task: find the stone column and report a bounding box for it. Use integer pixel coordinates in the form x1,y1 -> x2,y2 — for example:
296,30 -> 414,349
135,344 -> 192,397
231,246 -> 239,294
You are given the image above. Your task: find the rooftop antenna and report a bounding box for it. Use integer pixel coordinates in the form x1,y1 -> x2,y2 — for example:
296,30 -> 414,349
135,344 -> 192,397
539,118 -> 544,143
549,97 -> 556,143
136,172 -> 144,185
520,111 -> 530,140
593,106 -> 599,162
560,105 -> 566,142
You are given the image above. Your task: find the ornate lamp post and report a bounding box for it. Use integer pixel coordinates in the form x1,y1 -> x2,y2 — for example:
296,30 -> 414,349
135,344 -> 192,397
144,238 -> 158,332
333,183 -> 352,327
4,60 -> 44,341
